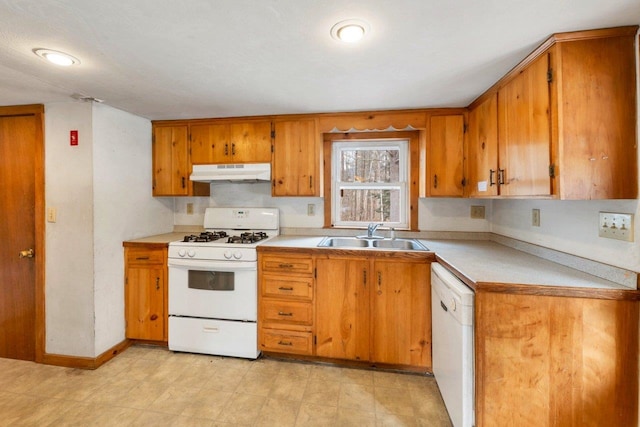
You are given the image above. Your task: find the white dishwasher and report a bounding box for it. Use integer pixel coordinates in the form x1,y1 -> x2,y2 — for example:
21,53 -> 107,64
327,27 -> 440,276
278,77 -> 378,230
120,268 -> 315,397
431,262 -> 474,427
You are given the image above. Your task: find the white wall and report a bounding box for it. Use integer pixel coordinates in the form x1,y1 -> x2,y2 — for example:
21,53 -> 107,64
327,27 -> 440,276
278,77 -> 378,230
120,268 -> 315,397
45,101 -> 173,358
92,103 -> 174,356
491,199 -> 639,272
45,102 -> 96,357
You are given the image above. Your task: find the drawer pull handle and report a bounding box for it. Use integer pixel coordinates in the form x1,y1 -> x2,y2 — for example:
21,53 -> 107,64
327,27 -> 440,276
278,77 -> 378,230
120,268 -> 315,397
278,312 -> 293,316
279,263 -> 294,268
278,341 -> 293,346
278,286 -> 294,291
135,257 -> 150,260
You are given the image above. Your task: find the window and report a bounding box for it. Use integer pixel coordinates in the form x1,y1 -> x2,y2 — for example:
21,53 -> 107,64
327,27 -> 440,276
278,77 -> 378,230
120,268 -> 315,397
332,139 -> 409,229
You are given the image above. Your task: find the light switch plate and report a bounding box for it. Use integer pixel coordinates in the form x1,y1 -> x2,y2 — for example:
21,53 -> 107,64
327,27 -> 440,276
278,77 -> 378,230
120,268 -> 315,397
532,209 -> 540,227
599,212 -> 634,242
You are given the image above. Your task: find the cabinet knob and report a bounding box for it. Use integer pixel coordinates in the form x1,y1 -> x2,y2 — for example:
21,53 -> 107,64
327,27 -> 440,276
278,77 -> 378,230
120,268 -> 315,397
150,314 -> 158,321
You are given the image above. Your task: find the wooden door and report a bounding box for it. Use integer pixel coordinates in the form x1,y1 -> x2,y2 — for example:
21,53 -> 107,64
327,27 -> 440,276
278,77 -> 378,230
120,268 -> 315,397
125,265 -> 165,341
272,119 -> 318,196
498,53 -> 551,196
190,123 -> 228,164
428,114 -> 464,197
229,121 -> 271,163
0,110 -> 42,360
315,256 -> 370,361
467,95 -> 499,197
371,259 -> 431,367
152,125 -> 189,196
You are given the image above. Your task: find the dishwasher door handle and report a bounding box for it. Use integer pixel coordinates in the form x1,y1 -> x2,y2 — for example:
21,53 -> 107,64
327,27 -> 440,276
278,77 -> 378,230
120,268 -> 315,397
440,300 -> 448,312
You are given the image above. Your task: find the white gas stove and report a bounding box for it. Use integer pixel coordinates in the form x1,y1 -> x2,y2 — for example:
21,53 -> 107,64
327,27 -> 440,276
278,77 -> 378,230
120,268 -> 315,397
167,207 -> 279,359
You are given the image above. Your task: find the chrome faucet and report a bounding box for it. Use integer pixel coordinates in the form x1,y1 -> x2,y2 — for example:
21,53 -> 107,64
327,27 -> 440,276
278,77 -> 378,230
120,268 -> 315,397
367,223 -> 383,238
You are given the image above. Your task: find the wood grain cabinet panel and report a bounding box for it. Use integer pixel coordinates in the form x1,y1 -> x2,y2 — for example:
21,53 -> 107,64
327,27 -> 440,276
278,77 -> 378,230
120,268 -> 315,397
258,252 -> 314,356
152,124 -> 209,197
467,26 -> 638,199
272,119 -> 320,196
315,256 -> 370,361
427,114 -> 465,197
466,95 -> 499,197
124,246 -> 167,342
315,254 -> 431,369
190,121 -> 271,164
475,290 -> 638,427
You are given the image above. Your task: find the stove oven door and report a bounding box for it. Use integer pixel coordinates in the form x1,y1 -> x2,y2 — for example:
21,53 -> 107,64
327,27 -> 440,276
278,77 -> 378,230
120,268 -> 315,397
168,258 -> 257,321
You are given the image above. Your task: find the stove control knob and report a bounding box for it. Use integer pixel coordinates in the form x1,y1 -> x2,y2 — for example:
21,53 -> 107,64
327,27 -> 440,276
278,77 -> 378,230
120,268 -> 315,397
178,249 -> 186,257
187,250 -> 196,258
233,252 -> 242,260
224,250 -> 233,260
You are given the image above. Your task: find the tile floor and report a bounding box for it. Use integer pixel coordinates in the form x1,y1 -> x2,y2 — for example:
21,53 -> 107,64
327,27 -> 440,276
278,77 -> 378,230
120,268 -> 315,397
0,345 -> 452,426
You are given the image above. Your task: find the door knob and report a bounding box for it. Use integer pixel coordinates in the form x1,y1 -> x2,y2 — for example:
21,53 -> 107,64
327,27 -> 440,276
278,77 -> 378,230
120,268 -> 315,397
19,248 -> 34,258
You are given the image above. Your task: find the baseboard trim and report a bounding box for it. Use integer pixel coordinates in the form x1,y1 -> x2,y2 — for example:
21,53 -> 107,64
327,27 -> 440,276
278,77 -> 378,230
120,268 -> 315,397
41,339 -> 132,370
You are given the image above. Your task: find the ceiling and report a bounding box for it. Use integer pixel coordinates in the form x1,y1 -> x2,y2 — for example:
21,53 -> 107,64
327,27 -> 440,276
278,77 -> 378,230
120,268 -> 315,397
0,1 -> 638,121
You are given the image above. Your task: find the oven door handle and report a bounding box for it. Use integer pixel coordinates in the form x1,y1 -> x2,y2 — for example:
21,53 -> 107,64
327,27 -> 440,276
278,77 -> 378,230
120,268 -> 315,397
168,258 -> 257,271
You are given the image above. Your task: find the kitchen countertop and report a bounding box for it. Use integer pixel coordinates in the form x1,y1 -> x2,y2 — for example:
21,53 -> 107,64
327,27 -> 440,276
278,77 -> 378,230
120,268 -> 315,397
259,235 -> 639,297
123,232 -> 186,247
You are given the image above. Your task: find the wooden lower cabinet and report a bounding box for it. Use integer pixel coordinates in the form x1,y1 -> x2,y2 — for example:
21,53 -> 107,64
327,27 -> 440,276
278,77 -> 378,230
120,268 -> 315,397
475,290 -> 639,427
315,254 -> 431,369
124,245 -> 167,342
258,252 -> 314,355
315,256 -> 370,361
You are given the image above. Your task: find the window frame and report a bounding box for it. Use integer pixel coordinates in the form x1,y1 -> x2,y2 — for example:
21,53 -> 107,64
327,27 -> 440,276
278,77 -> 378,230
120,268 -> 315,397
331,139 -> 409,229
323,131 -> 420,231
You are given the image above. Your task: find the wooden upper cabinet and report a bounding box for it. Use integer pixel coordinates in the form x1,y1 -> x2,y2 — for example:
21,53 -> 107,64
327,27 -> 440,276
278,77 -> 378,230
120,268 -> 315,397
466,95 -> 499,197
152,125 -> 189,196
427,114 -> 465,197
272,119 -> 319,196
467,26 -> 638,200
190,120 -> 271,164
551,31 -> 637,199
497,52 -> 552,197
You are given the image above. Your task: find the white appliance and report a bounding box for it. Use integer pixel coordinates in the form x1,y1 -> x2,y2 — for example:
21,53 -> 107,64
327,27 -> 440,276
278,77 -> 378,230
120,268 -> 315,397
431,262 -> 475,427
168,207 -> 279,359
189,163 -> 271,182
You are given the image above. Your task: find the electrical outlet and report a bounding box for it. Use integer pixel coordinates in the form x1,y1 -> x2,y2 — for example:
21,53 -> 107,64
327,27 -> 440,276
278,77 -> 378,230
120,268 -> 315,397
186,203 -> 194,215
532,209 -> 540,227
46,207 -> 57,223
470,205 -> 485,219
307,204 -> 316,216
599,212 -> 634,242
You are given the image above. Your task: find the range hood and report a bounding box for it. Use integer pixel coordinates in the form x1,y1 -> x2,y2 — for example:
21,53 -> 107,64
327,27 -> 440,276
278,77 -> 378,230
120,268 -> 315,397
190,163 -> 271,182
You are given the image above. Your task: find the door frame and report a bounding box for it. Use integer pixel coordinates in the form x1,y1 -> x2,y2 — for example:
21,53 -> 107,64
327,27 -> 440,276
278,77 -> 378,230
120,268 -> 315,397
0,104 -> 46,362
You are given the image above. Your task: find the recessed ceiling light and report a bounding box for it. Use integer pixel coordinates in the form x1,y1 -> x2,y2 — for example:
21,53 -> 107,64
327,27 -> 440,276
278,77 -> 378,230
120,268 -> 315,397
33,48 -> 80,66
331,19 -> 370,43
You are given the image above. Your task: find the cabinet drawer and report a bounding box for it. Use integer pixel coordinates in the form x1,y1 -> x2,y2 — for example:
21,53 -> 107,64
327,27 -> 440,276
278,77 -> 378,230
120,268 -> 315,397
126,249 -> 165,265
261,256 -> 313,275
262,300 -> 312,325
260,329 -> 313,355
262,275 -> 313,300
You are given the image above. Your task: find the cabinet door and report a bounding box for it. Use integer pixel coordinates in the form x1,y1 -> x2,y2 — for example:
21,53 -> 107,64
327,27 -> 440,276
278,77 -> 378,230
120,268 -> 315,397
428,114 -> 464,197
498,53 -> 551,196
190,123 -> 229,164
152,125 -> 189,196
125,265 -> 165,341
315,257 -> 370,361
371,259 -> 430,367
467,95 -> 499,197
272,119 -> 319,196
229,121 -> 272,163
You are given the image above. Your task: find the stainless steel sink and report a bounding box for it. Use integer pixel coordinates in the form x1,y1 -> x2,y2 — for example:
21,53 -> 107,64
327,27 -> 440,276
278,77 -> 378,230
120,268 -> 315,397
318,237 -> 370,248
317,236 -> 428,251
372,239 -> 427,250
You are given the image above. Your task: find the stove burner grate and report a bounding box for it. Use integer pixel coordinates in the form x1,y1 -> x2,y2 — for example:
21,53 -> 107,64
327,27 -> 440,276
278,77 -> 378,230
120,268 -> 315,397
182,231 -> 228,243
227,231 -> 268,244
